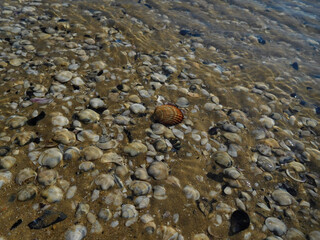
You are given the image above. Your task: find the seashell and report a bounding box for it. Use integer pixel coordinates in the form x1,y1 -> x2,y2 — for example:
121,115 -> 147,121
77,130 -> 99,142
37,169 -> 58,186
98,208 -> 112,221
95,174 -> 114,190
14,131 -> 36,146
6,115 -> 27,129
104,191 -> 123,206
116,165 -> 128,177
145,221 -> 156,234
51,115 -> 69,127
38,148 -> 63,168
41,185 -> 64,203
64,147 -> 81,161
96,139 -> 118,150
75,203 -> 90,219
153,185 -> 167,200
77,109 -> 100,123
52,129 -> 76,145
79,161 -> 95,172
129,180 -> 152,196
165,176 -> 181,188
0,156 -> 16,170
134,196 -> 150,209
157,226 -> 179,240
134,167 -> 149,180
121,204 -> 138,219
183,185 -> 200,201
65,224 -> 87,240
66,186 -> 77,199
82,146 -> 103,161
0,171 -> 12,189
153,105 -> 184,126
100,152 -> 124,165
147,161 -> 169,180
17,184 -> 38,201
28,210 -> 67,230
16,168 -> 37,185
140,214 -> 154,224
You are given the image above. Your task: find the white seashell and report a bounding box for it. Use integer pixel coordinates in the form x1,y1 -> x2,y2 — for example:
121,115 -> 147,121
147,161 -> 169,180
165,176 -> 181,188
77,130 -> 99,142
134,168 -> 149,180
145,221 -> 157,234
98,208 -> 112,221
90,98 -> 105,109
78,109 -> 100,123
63,147 -> 81,161
16,168 -> 37,185
37,169 -> 58,186
79,161 -> 95,172
75,203 -> 90,219
66,186 -> 77,199
140,214 -> 154,224
100,152 -> 124,165
95,174 -> 114,190
129,180 -> 152,196
17,184 -> 37,201
157,226 -> 179,240
41,185 -> 64,203
153,185 -> 167,200
134,196 -> 150,209
96,140 -> 118,150
121,204 -> 138,218
115,165 -> 128,177
0,171 -> 12,189
0,156 -> 16,170
53,129 -> 76,144
183,185 -> 200,201
51,115 -> 69,127
82,146 -> 103,161
65,224 -> 87,240
38,148 -> 63,168
6,115 -> 27,129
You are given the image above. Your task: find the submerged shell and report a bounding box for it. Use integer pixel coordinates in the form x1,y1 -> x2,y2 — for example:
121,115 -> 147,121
153,105 -> 184,126
95,174 -> 115,190
129,180 -> 152,196
65,224 -> 87,240
16,168 -> 37,185
38,148 -> 63,168
17,184 -> 38,201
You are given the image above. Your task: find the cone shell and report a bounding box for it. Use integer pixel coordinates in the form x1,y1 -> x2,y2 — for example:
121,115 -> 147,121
153,105 -> 184,126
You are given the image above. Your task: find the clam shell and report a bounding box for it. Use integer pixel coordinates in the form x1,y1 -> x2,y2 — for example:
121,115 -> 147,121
95,174 -> 115,190
17,184 -> 38,201
16,168 -> 37,185
153,105 -> 184,126
129,180 -> 152,196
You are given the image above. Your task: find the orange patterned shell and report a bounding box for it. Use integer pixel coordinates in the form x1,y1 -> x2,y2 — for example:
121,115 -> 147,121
153,105 -> 184,126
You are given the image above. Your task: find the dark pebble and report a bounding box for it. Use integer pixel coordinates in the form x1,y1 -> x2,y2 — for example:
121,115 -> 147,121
306,87 -> 312,90
291,62 -> 299,70
144,3 -> 152,9
290,93 -> 297,98
28,210 -> 67,229
229,210 -> 250,235
208,127 -> 219,135
179,29 -> 190,36
257,36 -> 266,44
315,106 -> 320,115
300,100 -> 307,106
10,219 -> 22,230
27,111 -> 46,126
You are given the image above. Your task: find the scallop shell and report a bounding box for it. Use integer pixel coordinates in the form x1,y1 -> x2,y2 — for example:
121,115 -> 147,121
153,105 -> 184,126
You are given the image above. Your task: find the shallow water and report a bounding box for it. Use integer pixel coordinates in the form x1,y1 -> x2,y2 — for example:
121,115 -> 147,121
0,0 -> 319,239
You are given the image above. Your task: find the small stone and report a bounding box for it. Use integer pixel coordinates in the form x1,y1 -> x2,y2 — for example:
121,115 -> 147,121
265,217 -> 287,236
272,189 -> 293,206
124,142 -> 148,157
130,104 -> 146,114
176,97 -> 189,108
55,71 -> 73,83
213,152 -> 234,168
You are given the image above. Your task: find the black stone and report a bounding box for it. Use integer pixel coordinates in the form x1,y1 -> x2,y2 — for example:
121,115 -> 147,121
229,210 -> 250,235
179,29 -> 191,36
123,128 -> 133,143
10,219 -> 22,230
290,93 -> 297,98
28,210 -> 67,230
300,100 -> 307,106
27,111 -> 46,126
291,62 -> 299,70
208,127 -> 219,135
257,36 -> 266,44
315,106 -> 320,115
